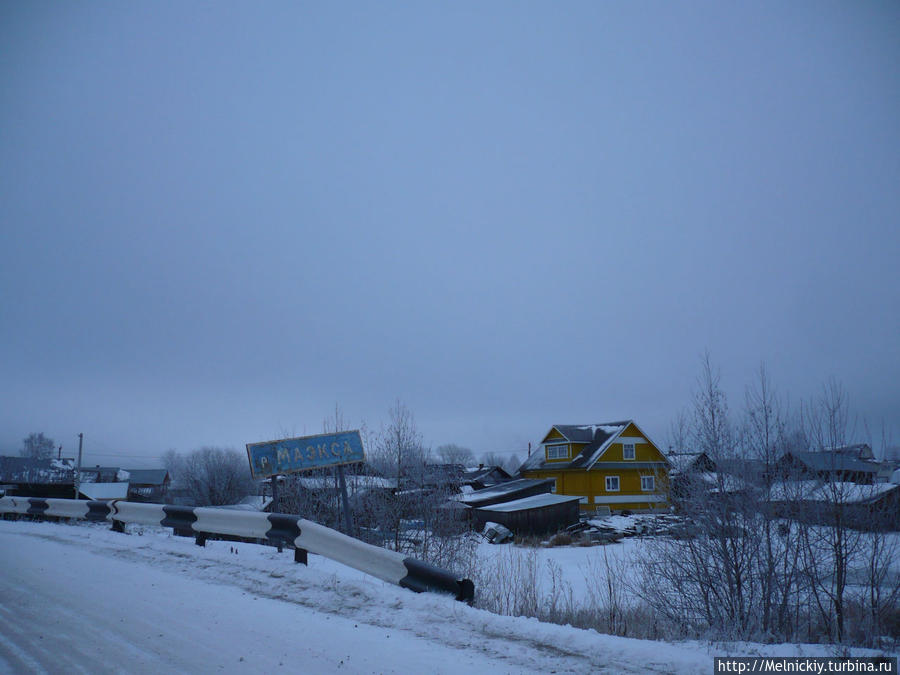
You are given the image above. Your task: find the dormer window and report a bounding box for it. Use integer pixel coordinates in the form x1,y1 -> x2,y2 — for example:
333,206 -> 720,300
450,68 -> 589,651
623,443 -> 635,460
546,444 -> 568,460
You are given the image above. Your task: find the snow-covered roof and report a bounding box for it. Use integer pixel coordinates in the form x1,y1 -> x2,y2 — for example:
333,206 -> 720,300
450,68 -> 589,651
767,480 -> 899,504
787,452 -> 878,475
457,478 -> 554,505
520,420 -> 668,473
294,475 -> 396,492
519,421 -> 629,472
79,482 -> 130,500
474,493 -> 581,512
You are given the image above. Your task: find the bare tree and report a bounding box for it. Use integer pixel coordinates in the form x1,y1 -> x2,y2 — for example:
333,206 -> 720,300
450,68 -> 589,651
435,444 -> 475,466
666,408 -> 691,455
798,380 -> 863,643
363,401 -> 473,568
181,447 -> 256,506
368,401 -> 428,551
742,363 -> 803,640
160,449 -> 183,482
639,354 -> 762,638
21,432 -> 55,460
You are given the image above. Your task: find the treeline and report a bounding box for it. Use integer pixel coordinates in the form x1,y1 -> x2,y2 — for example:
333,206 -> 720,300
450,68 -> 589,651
639,355 -> 899,647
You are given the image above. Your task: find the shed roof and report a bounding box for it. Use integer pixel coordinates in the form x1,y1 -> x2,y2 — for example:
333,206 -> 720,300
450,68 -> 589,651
79,482 -> 130,500
475,493 -> 582,512
458,478 -> 555,506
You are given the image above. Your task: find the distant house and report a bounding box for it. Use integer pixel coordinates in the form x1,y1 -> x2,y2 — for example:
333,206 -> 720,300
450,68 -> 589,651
769,480 -> 900,531
125,469 -> 171,503
668,451 -> 716,475
828,443 -> 875,460
419,464 -> 466,491
79,465 -> 127,484
0,456 -> 76,498
460,465 -> 511,490
776,451 -> 879,484
519,421 -> 671,514
668,451 -> 716,508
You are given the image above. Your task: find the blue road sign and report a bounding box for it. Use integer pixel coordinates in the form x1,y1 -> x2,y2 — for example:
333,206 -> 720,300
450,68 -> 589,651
246,430 -> 365,479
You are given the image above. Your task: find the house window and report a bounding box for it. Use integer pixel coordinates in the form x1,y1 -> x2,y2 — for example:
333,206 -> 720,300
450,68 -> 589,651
546,444 -> 568,460
605,475 -> 620,492
623,443 -> 635,460
641,475 -> 655,491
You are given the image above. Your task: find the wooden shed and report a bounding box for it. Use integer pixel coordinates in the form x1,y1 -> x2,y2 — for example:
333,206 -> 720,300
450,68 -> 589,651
472,493 -> 581,536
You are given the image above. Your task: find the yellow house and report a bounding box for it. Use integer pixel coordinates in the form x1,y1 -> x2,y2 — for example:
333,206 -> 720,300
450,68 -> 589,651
519,421 -> 671,514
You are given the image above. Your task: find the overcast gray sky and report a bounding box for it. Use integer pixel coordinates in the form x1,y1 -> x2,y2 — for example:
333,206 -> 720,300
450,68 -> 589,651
2,2 -> 898,467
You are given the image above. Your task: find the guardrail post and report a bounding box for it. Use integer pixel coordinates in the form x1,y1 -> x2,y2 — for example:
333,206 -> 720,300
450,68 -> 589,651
294,547 -> 308,565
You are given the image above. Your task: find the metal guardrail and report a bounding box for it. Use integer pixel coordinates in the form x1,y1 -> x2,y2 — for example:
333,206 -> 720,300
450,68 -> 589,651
0,496 -> 475,602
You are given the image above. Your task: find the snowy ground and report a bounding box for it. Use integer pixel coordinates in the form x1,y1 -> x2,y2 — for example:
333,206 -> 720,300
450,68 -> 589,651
0,519 -> 893,674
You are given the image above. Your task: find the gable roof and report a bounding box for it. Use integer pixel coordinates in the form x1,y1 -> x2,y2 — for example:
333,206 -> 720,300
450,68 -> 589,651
789,451 -> 878,476
520,421 -> 628,472
125,469 -> 169,486
522,420 -> 668,472
668,452 -> 715,475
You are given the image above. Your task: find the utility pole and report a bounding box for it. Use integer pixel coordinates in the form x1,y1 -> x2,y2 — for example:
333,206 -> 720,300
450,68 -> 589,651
74,433 -> 84,499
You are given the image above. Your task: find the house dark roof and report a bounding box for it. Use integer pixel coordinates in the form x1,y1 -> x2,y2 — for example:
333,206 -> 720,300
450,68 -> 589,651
520,421 -> 670,472
125,469 -> 169,486
461,465 -> 511,487
520,422 -> 627,472
668,452 -> 712,474
792,452 -> 878,475
0,457 -> 74,484
825,444 -> 874,460
78,466 -> 122,483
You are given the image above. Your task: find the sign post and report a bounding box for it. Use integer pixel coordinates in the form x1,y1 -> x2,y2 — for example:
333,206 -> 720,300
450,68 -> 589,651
246,430 -> 365,535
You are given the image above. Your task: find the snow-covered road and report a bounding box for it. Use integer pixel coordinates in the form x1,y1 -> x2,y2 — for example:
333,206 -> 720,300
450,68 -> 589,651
0,520 -> 730,674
